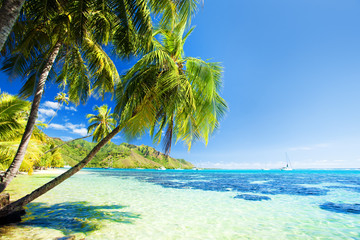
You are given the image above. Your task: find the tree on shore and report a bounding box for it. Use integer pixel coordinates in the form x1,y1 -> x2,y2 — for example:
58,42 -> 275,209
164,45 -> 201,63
43,92 -> 69,130
0,0 -> 123,192
87,105 -> 117,142
117,20 -> 228,154
0,18 -> 227,220
0,92 -> 45,172
0,0 -> 26,51
0,0 -> 198,193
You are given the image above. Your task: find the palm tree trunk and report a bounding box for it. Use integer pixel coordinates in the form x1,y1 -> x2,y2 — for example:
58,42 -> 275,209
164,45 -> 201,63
0,125 -> 121,219
0,41 -> 62,193
44,104 -> 62,129
0,0 -> 25,51
42,134 -> 93,155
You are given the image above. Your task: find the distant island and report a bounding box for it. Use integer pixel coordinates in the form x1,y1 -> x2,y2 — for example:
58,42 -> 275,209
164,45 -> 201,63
52,138 -> 194,169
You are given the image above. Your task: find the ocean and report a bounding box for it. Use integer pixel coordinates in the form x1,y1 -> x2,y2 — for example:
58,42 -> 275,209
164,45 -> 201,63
1,169 -> 360,239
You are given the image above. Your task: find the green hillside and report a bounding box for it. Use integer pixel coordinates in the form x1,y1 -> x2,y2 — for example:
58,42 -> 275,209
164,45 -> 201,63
52,138 -> 194,169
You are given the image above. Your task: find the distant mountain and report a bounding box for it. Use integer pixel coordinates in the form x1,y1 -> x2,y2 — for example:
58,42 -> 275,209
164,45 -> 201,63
52,138 -> 194,169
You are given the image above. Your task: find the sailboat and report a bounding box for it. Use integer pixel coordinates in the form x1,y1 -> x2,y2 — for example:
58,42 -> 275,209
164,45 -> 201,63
281,153 -> 293,171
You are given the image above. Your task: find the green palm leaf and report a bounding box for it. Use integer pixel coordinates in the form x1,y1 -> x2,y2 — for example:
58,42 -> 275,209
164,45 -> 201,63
87,105 -> 117,142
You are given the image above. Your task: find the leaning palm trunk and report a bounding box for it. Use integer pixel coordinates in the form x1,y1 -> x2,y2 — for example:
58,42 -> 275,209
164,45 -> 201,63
42,134 -> 93,155
0,125 -> 121,219
43,104 -> 62,129
0,0 -> 25,50
0,42 -> 62,193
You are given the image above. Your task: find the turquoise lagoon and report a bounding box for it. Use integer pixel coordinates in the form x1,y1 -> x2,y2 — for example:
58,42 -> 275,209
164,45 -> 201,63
1,169 -> 360,239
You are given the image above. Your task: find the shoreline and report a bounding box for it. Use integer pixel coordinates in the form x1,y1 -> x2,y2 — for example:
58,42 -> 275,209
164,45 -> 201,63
31,168 -> 68,175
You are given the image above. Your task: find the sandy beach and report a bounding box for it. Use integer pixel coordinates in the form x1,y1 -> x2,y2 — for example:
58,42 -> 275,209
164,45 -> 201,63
31,168 -> 93,175
31,168 -> 68,175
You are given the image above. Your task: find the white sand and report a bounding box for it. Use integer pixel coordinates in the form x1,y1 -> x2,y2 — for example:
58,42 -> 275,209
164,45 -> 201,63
32,168 -> 68,175
31,168 -> 91,175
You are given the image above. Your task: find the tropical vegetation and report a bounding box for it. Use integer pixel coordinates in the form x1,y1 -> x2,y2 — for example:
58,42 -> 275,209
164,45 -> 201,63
0,92 -> 190,171
0,0 -> 228,225
117,20 -> 227,155
87,105 -> 117,143
0,92 -> 55,173
58,139 -> 193,169
0,0 -> 198,194
0,0 -> 137,192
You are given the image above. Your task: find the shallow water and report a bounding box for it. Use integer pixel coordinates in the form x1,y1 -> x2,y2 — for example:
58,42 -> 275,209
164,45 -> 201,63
1,169 -> 360,239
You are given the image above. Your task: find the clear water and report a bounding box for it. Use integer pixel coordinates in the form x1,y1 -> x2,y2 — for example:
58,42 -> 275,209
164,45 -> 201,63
1,169 -> 360,239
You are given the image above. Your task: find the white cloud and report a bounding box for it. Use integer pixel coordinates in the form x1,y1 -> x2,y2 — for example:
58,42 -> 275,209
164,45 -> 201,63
43,101 -> 61,109
72,128 -> 88,136
65,123 -> 87,136
38,108 -> 56,119
65,123 -> 85,130
47,122 -> 88,136
65,106 -> 77,112
48,123 -> 67,130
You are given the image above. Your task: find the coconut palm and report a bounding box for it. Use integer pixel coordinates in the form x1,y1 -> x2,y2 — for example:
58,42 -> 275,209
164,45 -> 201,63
0,0 -> 199,193
0,0 -> 199,54
0,0 -> 26,51
0,20 -> 226,221
0,92 -> 45,173
36,143 -> 63,169
0,0 -> 200,219
116,20 -> 228,154
42,92 -> 69,130
0,1 -> 120,193
0,92 -> 30,140
0,92 -> 29,171
87,105 -> 117,142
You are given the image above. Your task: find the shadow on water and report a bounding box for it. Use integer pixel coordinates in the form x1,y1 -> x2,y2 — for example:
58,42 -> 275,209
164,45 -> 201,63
19,201 -> 140,235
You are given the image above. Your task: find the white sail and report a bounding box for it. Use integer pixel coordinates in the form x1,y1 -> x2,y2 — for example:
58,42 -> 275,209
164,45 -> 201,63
281,153 -> 293,171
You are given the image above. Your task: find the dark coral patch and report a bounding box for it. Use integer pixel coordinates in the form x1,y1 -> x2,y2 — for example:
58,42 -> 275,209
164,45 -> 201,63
319,202 -> 360,214
234,194 -> 271,201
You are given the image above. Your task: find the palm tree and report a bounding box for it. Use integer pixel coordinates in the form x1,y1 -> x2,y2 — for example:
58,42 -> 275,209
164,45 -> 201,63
36,143 -> 63,169
87,105 -> 117,142
0,0 -> 199,193
0,0 -> 26,51
0,1 -> 120,193
0,91 -> 29,171
0,92 -> 45,173
0,0 -> 199,53
0,92 -> 30,140
0,19 -> 227,221
116,20 -> 228,154
42,92 -> 69,129
0,0 -> 201,219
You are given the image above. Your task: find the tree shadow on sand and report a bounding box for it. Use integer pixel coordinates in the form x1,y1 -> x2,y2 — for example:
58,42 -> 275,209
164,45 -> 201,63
19,201 -> 140,235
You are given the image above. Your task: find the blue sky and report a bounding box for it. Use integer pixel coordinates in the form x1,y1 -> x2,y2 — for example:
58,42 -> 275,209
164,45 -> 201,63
2,0 -> 360,169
